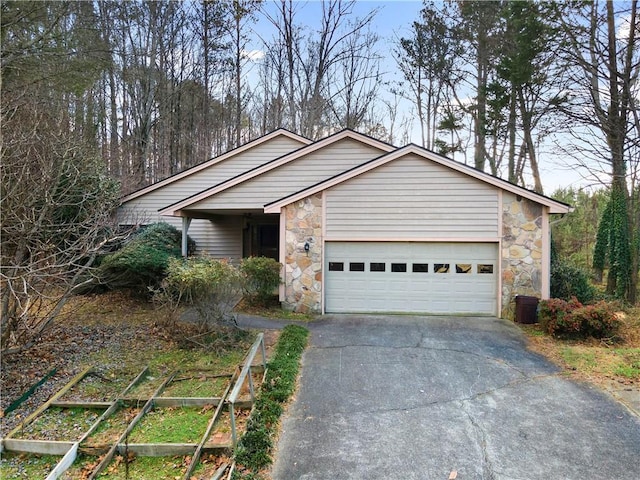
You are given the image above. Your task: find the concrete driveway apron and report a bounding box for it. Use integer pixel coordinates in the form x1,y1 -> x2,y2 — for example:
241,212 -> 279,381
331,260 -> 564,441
271,315 -> 640,480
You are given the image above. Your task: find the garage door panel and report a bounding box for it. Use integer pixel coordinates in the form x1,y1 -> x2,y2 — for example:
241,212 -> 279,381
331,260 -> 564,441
367,280 -> 389,293
325,242 -> 497,315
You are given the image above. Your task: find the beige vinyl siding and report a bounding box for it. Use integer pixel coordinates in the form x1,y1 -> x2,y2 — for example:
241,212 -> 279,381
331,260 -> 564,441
197,216 -> 243,258
120,135 -> 304,221
325,154 -> 500,239
118,135 -> 301,256
116,217 -> 241,258
192,138 -> 385,210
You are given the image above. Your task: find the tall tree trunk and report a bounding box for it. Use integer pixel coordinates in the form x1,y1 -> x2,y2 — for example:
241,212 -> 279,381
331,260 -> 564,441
507,90 -> 517,184
605,0 -> 632,299
234,8 -> 242,147
474,34 -> 488,171
518,89 -> 543,193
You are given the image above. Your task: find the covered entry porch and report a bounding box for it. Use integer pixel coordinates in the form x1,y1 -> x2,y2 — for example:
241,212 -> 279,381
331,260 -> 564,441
178,210 -> 280,261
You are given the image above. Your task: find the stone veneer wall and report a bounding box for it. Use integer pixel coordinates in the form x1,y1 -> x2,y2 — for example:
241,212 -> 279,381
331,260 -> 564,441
283,193 -> 323,313
501,194 -> 544,318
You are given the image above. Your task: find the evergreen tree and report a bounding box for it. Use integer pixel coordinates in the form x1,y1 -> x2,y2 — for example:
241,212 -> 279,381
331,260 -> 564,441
556,0 -> 638,302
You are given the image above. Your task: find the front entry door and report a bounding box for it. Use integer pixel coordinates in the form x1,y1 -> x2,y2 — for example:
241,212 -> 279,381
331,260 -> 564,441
243,215 -> 279,260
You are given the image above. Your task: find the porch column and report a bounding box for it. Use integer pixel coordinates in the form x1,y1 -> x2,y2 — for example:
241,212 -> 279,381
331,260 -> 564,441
181,216 -> 192,257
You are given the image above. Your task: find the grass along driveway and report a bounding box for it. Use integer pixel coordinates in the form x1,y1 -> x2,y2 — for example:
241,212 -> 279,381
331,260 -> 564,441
519,306 -> 640,405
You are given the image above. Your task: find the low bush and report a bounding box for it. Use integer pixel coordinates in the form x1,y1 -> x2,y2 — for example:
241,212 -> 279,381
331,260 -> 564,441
240,257 -> 282,307
89,222 -> 195,294
571,302 -> 622,339
539,297 -> 582,336
539,297 -> 620,339
155,257 -> 243,329
550,261 -> 596,304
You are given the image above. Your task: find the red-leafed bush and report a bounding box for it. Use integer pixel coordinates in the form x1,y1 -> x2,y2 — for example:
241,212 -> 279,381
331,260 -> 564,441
538,297 -> 620,339
571,302 -> 621,339
539,297 -> 582,336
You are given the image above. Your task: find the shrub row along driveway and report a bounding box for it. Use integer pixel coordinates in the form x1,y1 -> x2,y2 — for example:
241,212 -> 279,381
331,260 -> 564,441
270,315 -> 640,480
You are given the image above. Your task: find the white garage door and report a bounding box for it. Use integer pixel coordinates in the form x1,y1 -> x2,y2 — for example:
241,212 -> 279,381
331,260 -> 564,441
325,242 -> 498,315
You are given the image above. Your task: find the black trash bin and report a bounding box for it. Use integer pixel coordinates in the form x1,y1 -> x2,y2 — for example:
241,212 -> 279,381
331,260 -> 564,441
515,295 -> 539,324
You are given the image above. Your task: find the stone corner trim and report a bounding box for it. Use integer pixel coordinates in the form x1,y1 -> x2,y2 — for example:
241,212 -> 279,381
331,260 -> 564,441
283,194 -> 323,313
501,196 -> 543,319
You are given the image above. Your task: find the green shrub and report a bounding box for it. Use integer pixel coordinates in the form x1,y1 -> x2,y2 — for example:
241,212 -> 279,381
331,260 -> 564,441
550,261 -> 596,303
92,222 -> 195,293
240,256 -> 282,306
538,297 -> 620,339
233,425 -> 273,471
539,297 -> 583,336
157,257 -> 243,328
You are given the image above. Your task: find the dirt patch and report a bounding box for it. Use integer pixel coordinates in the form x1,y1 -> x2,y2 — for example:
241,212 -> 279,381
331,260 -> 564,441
0,452 -> 62,479
12,407 -> 103,441
84,407 -> 141,446
262,329 -> 280,357
206,409 -> 251,446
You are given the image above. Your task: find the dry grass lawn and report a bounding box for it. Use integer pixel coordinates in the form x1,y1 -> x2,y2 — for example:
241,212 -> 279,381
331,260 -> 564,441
519,306 -> 640,391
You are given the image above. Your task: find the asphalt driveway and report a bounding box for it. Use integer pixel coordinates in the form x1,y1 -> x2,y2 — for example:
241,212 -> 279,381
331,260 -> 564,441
269,315 -> 640,480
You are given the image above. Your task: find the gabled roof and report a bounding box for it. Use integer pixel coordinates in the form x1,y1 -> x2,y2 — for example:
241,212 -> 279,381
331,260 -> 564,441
121,128 -> 311,203
264,144 -> 572,214
159,129 -> 396,216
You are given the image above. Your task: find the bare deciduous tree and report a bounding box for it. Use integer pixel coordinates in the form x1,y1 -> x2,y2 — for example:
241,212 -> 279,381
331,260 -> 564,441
261,0 -> 381,139
1,104 -> 125,354
1,0 -> 132,354
224,0 -> 262,147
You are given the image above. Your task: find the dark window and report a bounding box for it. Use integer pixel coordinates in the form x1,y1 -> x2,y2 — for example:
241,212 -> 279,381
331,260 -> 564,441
391,263 -> 407,272
478,264 -> 494,274
258,224 -> 279,248
370,262 -> 386,272
257,224 -> 279,260
350,262 -> 365,272
434,263 -> 450,273
329,262 -> 344,271
456,264 -> 472,274
412,263 -> 429,273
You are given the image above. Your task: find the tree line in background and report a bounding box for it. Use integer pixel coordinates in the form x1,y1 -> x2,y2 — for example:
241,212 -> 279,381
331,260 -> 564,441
1,0 -> 639,351
5,1 -> 635,190
1,0 -> 387,193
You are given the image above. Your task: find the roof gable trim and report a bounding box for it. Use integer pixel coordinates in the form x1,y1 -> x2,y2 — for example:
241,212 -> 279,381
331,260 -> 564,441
121,129 -> 311,203
264,145 -> 572,214
159,129 -> 396,216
